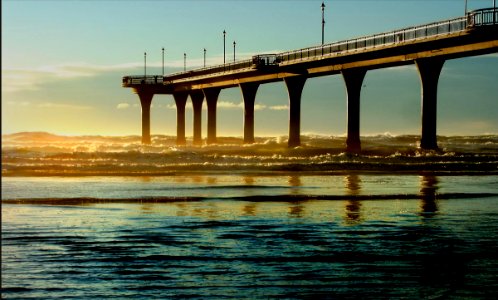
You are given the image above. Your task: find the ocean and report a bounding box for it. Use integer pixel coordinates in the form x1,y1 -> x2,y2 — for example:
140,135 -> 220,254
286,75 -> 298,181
2,132 -> 498,299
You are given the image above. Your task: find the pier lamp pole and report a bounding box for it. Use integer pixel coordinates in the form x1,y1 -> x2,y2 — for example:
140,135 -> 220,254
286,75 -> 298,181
144,52 -> 147,77
162,47 -> 165,76
493,0 -> 496,25
223,30 -> 226,64
494,0 -> 496,24
233,41 -> 236,62
321,1 -> 325,45
204,48 -> 206,67
184,53 -> 186,72
465,0 -> 468,14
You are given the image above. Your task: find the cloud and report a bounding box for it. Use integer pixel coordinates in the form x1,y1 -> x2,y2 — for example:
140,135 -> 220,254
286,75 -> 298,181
1,62 -> 152,93
5,100 -> 92,110
163,101 -> 268,111
5,101 -> 30,107
254,104 -> 267,111
36,102 -> 93,110
269,105 -> 288,111
218,101 -> 243,109
117,103 -> 130,109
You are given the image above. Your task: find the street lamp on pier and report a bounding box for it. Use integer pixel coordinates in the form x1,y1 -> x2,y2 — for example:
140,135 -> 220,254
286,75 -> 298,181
162,47 -> 165,76
321,1 -> 326,45
223,30 -> 226,64
204,48 -> 206,67
233,41 -> 236,62
184,53 -> 186,72
144,52 -> 147,77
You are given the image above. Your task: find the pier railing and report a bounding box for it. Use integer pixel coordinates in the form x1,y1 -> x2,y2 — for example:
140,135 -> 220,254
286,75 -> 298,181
278,8 -> 496,64
277,16 -> 469,64
122,8 -> 497,86
122,75 -> 163,86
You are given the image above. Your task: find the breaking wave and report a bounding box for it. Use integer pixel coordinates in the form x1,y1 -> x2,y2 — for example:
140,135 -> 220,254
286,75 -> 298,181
2,132 -> 498,176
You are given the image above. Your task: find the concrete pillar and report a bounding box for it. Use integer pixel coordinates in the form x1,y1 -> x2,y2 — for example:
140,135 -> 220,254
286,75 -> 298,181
416,58 -> 445,150
190,90 -> 204,146
173,92 -> 188,146
240,83 -> 260,144
203,88 -> 221,144
138,92 -> 154,144
284,76 -> 307,147
342,68 -> 367,153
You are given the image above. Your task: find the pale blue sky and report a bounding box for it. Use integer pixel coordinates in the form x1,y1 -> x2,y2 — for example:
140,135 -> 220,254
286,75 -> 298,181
2,0 -> 497,137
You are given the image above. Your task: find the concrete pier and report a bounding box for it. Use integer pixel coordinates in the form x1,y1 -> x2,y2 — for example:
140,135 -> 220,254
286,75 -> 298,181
240,83 -> 259,144
190,91 -> 204,145
342,69 -> 367,153
416,58 -> 445,150
138,92 -> 154,144
124,8 -> 497,150
284,76 -> 307,148
204,88 -> 221,144
173,93 -> 188,146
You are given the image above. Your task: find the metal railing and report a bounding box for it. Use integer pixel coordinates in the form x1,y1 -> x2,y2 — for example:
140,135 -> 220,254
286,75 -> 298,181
277,17 -> 468,64
468,7 -> 498,26
165,58 -> 253,83
122,8 -> 497,86
122,75 -> 163,86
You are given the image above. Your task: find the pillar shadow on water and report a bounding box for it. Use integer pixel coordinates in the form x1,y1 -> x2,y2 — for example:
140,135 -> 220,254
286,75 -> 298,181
419,174 -> 439,217
344,174 -> 363,225
287,175 -> 304,218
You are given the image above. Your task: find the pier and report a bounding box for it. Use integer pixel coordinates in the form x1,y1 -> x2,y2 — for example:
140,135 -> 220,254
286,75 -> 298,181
123,8 -> 498,151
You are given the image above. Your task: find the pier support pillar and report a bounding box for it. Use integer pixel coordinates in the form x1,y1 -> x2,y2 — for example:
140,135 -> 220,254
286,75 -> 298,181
284,76 -> 307,148
173,92 -> 188,146
190,91 -> 205,146
138,92 -> 154,144
416,58 -> 445,150
240,83 -> 260,144
342,68 -> 367,153
204,88 -> 221,145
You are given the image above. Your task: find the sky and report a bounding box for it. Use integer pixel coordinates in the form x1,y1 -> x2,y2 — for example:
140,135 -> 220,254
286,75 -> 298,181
2,0 -> 497,137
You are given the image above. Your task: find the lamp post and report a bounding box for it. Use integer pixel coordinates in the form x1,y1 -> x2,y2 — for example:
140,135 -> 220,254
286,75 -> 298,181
144,52 -> 147,77
233,41 -> 236,62
184,53 -> 186,72
494,0 -> 496,24
204,48 -> 207,67
465,0 -> 468,14
223,30 -> 226,64
321,1 -> 326,45
162,47 -> 165,76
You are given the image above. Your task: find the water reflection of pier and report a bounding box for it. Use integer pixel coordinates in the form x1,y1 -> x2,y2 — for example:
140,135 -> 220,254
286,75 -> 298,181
145,174 -> 442,220
344,174 -> 363,224
419,175 -> 439,217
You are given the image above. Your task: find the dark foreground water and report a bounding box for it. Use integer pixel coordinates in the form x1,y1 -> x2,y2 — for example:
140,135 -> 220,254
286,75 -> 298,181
2,174 -> 498,299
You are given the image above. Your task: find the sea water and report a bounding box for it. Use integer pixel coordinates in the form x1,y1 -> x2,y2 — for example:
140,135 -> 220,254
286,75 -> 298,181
2,133 -> 498,298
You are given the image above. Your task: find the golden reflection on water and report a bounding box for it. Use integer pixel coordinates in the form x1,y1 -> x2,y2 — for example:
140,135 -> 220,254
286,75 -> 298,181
3,174 -> 444,224
242,203 -> 257,216
343,174 -> 363,225
243,176 -> 255,185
